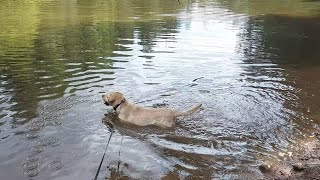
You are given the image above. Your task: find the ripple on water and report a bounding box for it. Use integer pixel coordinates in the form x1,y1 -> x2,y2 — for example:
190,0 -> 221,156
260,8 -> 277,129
27,118 -> 46,132
23,168 -> 40,178
71,148 -> 89,159
27,125 -> 44,132
37,137 -> 61,147
46,120 -> 62,126
43,116 -> 58,121
25,132 -> 40,139
30,146 -> 44,153
22,161 -> 39,170
48,161 -> 63,171
22,156 -> 40,178
25,153 -> 40,162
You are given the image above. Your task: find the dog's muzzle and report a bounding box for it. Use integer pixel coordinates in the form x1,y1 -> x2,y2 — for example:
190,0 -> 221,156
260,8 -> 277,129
102,94 -> 109,106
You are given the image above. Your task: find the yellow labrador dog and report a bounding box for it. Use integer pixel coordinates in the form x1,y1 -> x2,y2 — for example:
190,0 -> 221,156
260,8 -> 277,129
102,91 -> 202,128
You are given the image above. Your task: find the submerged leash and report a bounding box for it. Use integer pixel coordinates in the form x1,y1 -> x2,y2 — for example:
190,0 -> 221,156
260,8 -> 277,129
93,121 -> 114,180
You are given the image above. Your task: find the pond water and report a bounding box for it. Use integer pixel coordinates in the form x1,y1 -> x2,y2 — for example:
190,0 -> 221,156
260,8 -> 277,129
1,0 -> 320,179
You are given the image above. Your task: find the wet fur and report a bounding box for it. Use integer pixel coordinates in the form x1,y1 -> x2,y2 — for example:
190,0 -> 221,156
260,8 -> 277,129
102,92 -> 202,128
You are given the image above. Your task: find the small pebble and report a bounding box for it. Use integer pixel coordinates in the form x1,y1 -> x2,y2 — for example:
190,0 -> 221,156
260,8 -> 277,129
292,163 -> 305,171
259,163 -> 272,173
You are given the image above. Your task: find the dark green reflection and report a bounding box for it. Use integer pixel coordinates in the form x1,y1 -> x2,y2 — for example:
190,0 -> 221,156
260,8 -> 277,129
0,0 -> 184,122
238,15 -> 320,66
215,0 -> 320,16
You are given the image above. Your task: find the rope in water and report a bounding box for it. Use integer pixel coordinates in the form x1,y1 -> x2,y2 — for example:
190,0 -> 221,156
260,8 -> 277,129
93,121 -> 114,180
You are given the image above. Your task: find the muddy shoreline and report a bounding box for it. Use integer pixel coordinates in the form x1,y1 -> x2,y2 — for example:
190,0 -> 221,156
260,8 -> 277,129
261,132 -> 320,179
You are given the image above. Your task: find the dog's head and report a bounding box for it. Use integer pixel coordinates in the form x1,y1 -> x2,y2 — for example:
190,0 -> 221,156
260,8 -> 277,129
102,91 -> 125,107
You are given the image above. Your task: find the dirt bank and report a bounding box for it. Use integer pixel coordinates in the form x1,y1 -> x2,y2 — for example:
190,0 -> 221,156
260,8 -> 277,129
261,132 -> 320,180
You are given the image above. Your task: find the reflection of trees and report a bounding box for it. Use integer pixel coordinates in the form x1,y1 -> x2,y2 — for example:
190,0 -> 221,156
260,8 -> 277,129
0,0 -> 40,56
218,0 -> 320,118
238,15 -> 320,65
237,14 -> 320,132
0,0 -> 42,123
0,0 -> 184,123
215,0 -> 320,16
137,20 -> 180,53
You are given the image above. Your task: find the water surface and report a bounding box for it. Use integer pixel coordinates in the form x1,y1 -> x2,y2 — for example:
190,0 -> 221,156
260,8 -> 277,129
1,0 -> 320,179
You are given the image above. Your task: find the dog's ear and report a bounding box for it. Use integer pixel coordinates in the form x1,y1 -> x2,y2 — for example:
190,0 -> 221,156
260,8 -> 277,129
109,95 -> 116,104
109,92 -> 123,105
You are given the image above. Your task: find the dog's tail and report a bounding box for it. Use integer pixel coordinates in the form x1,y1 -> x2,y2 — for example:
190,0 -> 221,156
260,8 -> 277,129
174,104 -> 202,117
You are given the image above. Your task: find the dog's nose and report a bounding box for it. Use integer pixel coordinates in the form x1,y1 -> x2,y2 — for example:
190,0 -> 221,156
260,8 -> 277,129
102,94 -> 105,98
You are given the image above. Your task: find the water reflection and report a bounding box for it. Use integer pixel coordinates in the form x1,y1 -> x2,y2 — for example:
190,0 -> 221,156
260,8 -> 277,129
238,15 -> 320,66
0,0 -> 184,123
0,0 -> 320,179
216,0 -> 320,16
238,13 -> 320,126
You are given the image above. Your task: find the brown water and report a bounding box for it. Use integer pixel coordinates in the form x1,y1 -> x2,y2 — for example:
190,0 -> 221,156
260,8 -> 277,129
1,0 -> 320,179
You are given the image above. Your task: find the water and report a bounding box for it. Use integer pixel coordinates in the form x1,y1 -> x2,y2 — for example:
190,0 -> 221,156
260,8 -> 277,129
1,0 -> 320,179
